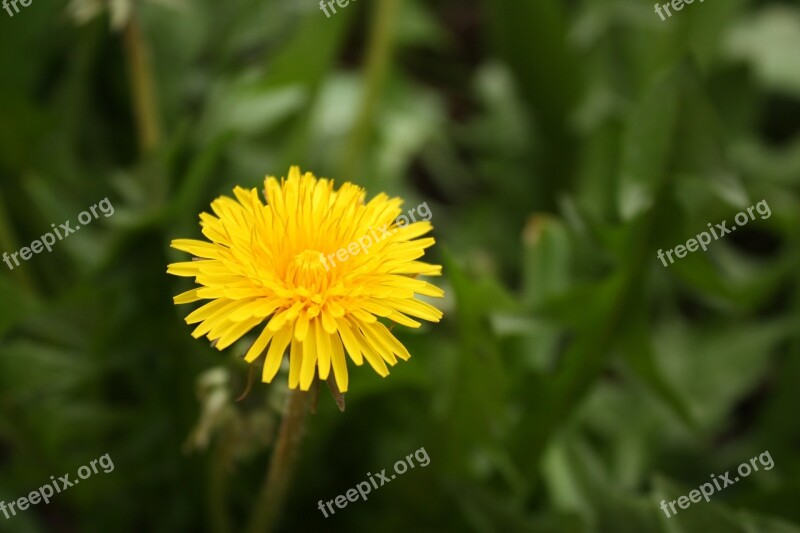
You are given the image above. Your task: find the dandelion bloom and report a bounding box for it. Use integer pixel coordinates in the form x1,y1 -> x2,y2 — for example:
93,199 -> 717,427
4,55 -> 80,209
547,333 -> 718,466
168,167 -> 443,393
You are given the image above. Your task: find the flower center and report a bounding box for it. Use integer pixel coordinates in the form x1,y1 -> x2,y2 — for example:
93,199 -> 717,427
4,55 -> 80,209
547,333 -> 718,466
287,249 -> 327,287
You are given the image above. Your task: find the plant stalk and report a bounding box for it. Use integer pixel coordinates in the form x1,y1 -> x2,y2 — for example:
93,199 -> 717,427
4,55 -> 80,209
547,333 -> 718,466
246,389 -> 308,533
209,431 -> 234,533
338,0 -> 401,181
122,11 -> 161,154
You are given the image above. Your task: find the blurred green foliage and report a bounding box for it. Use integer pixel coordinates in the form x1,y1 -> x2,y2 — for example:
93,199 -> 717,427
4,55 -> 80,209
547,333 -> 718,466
1,0 -> 800,531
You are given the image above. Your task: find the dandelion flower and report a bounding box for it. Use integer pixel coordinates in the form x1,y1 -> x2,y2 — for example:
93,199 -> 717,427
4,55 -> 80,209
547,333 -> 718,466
168,167 -> 444,393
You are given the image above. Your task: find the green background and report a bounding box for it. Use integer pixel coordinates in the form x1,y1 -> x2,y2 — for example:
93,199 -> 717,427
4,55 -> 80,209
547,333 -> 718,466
1,0 -> 800,531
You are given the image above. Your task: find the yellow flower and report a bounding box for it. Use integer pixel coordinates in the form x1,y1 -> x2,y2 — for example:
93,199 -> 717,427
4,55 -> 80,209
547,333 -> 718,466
168,167 -> 443,393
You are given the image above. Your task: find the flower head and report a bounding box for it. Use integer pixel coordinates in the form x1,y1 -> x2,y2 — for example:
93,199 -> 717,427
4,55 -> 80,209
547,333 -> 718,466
168,167 -> 443,393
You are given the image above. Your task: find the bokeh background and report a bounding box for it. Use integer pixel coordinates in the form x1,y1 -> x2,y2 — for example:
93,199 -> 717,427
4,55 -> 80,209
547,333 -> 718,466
1,0 -> 800,531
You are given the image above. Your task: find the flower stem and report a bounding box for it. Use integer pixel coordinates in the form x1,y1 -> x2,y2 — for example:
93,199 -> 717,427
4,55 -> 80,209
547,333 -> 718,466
338,0 -> 401,181
247,389 -> 308,533
122,11 -> 161,154
209,432 -> 234,533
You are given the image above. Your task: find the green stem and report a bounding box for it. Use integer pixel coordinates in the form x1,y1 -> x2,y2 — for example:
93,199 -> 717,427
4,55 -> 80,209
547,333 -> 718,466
246,389 -> 308,533
338,0 -> 401,181
209,432 -> 234,533
122,11 -> 161,154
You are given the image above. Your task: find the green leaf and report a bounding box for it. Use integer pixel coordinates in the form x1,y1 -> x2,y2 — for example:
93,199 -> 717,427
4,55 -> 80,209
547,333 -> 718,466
620,314 -> 696,429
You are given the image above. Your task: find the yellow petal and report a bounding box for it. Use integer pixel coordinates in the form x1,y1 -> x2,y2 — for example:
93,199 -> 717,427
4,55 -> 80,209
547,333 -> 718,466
185,299 -> 232,324
389,261 -> 442,276
294,311 -> 310,341
330,336 -> 348,392
315,319 -> 331,380
171,239 -> 226,260
229,298 -> 281,321
372,321 -> 411,361
353,327 -> 390,376
387,311 -> 421,328
289,337 -> 302,388
336,318 -> 363,366
382,297 -> 443,322
245,325 -> 275,362
191,301 -> 241,337
215,315 -> 262,350
320,308 -> 337,334
358,321 -> 397,365
299,337 -> 318,391
263,326 -> 292,382
167,261 -> 202,277
173,288 -> 203,305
